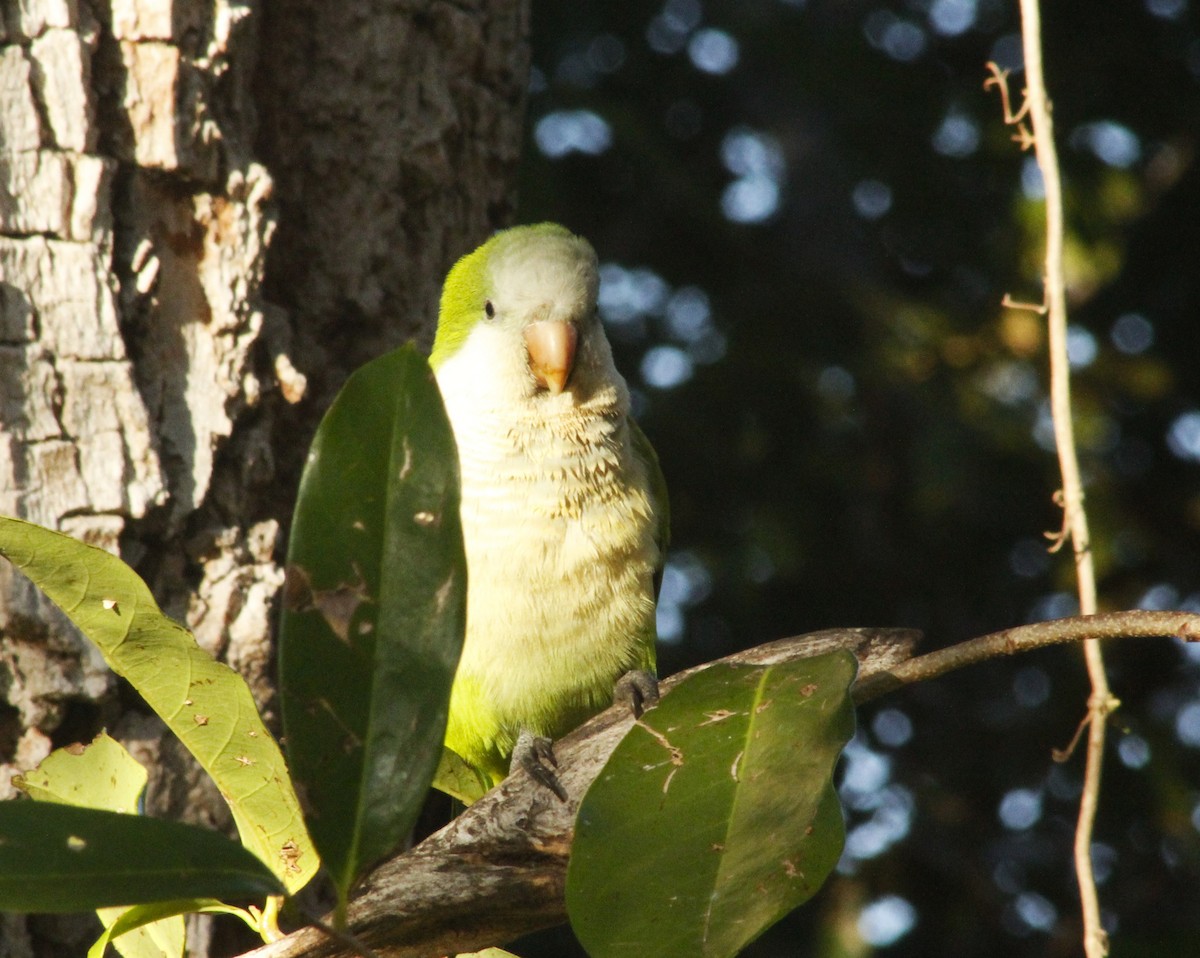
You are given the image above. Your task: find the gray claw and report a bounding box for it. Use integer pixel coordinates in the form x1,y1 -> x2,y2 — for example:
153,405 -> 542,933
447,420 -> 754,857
512,728 -> 568,802
614,668 -> 660,718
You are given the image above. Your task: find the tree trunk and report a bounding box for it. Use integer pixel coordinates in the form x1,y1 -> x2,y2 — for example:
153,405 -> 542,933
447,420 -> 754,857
0,0 -> 528,954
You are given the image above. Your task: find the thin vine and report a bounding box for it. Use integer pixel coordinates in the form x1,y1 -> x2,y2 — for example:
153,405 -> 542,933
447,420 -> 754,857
986,2 -> 1114,953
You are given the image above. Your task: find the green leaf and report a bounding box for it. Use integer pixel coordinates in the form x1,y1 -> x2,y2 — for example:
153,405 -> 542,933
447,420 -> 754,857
13,731 -> 146,812
431,747 -> 490,806
94,902 -> 186,958
567,652 -> 857,958
13,732 -> 186,957
0,517 -> 318,893
87,900 -> 254,958
0,802 -> 284,912
279,344 -> 466,905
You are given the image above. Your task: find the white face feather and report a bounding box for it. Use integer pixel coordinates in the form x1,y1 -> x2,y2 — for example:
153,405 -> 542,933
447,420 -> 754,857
435,231 -> 623,410
487,230 -> 599,329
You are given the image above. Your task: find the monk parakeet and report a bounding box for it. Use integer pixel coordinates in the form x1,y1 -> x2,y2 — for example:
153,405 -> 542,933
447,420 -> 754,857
430,223 -> 667,798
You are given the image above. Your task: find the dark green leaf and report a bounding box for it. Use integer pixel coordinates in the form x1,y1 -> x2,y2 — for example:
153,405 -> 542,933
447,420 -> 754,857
567,652 -> 857,958
279,344 -> 466,904
13,732 -> 187,956
0,517 -> 318,893
0,802 -> 284,912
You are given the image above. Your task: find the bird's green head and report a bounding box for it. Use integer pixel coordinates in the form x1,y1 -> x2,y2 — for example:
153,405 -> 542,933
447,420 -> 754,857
430,223 -> 605,398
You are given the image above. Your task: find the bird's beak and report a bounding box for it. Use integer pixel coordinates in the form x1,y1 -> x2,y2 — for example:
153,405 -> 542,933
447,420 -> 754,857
524,320 -> 578,394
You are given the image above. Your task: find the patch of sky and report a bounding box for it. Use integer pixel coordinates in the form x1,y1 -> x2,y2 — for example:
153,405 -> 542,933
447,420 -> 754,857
655,551 -> 713,643
1118,734 -> 1151,770
534,110 -> 612,158
840,735 -> 892,808
1012,666 -> 1051,708
1028,591 -> 1079,621
837,737 -> 915,869
1031,400 -> 1057,453
720,127 -> 785,223
1167,410 -> 1200,462
666,286 -> 726,364
646,0 -> 703,55
872,708 -> 913,747
1012,892 -> 1057,933
1071,120 -> 1142,169
858,896 -> 917,947
1110,313 -> 1154,354
1066,325 -> 1098,369
664,286 -> 711,342
998,788 -> 1043,830
864,9 -> 928,61
688,27 -> 739,74
1146,0 -> 1188,18
1137,582 -> 1180,610
598,264 -> 669,324
598,264 -> 725,377
1091,842 -> 1118,884
1021,156 -> 1045,199
1175,701 -> 1200,747
932,110 -> 981,158
852,179 -> 892,220
929,0 -> 977,36
817,365 -> 856,402
841,785 -> 915,866
989,32 -> 1024,72
641,345 -> 694,389
978,360 -> 1038,406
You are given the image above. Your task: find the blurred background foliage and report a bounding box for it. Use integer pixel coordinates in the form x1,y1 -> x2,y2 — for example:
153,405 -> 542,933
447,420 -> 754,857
515,0 -> 1200,955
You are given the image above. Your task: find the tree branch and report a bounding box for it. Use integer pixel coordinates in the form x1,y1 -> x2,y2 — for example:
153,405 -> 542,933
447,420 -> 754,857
241,614 -> 1200,958
852,611 -> 1199,703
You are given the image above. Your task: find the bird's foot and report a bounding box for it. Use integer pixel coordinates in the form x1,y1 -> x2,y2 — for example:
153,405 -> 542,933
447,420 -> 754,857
614,668 -> 660,718
512,728 -> 568,802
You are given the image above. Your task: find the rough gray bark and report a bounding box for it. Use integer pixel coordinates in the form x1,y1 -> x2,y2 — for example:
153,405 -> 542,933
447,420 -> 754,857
0,0 -> 529,954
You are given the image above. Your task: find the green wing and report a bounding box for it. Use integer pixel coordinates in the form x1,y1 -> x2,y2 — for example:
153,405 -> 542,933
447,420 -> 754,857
630,418 -> 669,599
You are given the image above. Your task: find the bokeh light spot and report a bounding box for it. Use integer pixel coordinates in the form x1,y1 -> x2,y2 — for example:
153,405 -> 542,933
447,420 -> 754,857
929,0 -> 977,35
998,788 -> 1042,830
688,28 -> 740,74
1013,892 -> 1058,932
872,708 -> 913,747
1013,666 -> 1051,708
1167,411 -> 1200,462
641,344 -> 694,388
852,179 -> 892,219
1174,701 -> 1200,747
534,110 -> 613,158
858,896 -> 917,946
1117,734 -> 1151,769
932,111 -> 981,157
1110,312 -> 1155,354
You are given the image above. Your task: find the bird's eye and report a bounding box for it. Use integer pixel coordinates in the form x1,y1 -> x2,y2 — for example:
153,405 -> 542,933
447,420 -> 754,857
484,300 -> 495,320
